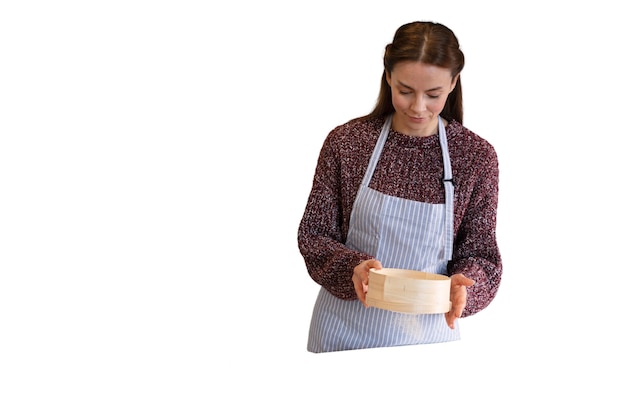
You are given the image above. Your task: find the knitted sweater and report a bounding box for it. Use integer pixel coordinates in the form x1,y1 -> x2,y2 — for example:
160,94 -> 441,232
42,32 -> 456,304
297,116 -> 502,317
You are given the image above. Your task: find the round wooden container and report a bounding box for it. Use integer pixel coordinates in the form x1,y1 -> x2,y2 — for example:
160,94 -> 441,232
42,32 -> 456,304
366,268 -> 451,314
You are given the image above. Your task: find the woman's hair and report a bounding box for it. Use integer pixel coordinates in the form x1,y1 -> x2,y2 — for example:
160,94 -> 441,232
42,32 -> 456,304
360,21 -> 465,124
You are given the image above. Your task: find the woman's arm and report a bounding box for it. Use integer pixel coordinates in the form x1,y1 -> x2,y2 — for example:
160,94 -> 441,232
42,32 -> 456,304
449,142 -> 503,317
297,133 -> 373,300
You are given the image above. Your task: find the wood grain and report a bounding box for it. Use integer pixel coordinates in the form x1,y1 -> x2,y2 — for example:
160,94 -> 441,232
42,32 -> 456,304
366,268 -> 451,314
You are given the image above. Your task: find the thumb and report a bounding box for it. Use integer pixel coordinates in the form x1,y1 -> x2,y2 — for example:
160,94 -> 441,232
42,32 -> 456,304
453,274 -> 475,287
369,259 -> 383,270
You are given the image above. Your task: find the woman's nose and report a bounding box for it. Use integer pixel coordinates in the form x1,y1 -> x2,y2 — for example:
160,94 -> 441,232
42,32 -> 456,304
410,96 -> 426,112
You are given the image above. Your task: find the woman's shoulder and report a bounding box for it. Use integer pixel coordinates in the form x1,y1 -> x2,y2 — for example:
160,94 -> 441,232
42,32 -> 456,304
447,120 -> 498,159
323,116 -> 386,150
329,115 -> 385,137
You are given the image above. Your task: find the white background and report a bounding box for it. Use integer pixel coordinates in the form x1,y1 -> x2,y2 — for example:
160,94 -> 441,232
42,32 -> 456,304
1,1 -> 624,416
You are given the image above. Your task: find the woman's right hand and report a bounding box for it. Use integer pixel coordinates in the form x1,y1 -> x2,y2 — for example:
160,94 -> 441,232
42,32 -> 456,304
352,259 -> 383,306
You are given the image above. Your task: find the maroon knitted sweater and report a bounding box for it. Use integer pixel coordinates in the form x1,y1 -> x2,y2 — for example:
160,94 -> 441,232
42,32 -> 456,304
297,116 -> 502,317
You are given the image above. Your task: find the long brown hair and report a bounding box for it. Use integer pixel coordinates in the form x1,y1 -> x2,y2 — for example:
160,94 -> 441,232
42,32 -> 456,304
360,21 -> 465,124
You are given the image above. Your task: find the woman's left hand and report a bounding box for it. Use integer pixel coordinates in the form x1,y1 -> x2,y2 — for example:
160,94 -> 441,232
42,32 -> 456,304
445,274 -> 475,329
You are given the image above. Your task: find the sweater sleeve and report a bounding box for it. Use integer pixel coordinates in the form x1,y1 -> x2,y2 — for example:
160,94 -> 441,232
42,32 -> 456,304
297,131 -> 373,300
448,141 -> 503,317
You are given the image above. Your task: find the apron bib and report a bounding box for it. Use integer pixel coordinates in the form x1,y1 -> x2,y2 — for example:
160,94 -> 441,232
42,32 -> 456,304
307,116 -> 459,353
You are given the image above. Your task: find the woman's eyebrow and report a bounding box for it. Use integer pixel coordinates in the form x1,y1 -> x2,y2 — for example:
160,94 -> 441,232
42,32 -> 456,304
398,81 -> 443,92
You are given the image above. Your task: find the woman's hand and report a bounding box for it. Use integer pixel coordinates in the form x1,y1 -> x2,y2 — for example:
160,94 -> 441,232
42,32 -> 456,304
445,273 -> 475,329
352,259 -> 383,306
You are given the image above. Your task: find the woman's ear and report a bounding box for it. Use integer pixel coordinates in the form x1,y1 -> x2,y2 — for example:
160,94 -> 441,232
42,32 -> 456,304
385,70 -> 392,86
450,74 -> 460,91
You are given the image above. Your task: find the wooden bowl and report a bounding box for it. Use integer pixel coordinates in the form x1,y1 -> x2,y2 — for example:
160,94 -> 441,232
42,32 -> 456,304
366,268 -> 451,314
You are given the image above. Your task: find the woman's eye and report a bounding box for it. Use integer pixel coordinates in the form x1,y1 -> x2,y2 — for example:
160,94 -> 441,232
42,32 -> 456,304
428,95 -> 441,99
400,91 -> 411,95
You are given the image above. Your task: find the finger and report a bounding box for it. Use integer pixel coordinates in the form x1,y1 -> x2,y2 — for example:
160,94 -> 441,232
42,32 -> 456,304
354,283 -> 365,304
462,278 -> 475,287
371,259 -> 383,270
450,298 -> 466,319
353,274 -> 364,301
356,280 -> 370,307
456,276 -> 475,287
445,311 -> 455,329
448,298 -> 465,329
362,279 -> 369,307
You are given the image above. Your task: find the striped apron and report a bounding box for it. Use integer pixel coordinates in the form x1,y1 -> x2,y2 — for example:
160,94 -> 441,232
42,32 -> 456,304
307,115 -> 459,353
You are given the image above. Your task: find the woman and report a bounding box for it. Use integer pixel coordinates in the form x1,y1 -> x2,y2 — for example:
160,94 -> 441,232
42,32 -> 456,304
298,21 -> 502,353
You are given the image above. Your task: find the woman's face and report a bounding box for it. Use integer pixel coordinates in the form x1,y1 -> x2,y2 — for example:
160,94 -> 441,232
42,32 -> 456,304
386,61 -> 458,137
